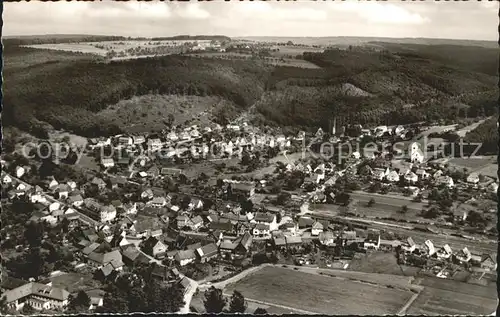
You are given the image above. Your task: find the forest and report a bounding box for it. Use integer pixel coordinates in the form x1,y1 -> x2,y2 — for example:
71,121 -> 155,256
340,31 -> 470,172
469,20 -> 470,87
3,40 -> 498,145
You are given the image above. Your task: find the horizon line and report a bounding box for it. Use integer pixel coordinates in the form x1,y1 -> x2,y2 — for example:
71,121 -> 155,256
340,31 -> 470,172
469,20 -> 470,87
3,33 -> 497,43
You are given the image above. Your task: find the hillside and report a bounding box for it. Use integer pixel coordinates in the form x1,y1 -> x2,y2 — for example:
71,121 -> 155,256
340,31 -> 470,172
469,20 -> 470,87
4,39 -> 497,140
4,44 -> 269,137
464,117 -> 498,155
253,46 -> 497,131
151,35 -> 231,42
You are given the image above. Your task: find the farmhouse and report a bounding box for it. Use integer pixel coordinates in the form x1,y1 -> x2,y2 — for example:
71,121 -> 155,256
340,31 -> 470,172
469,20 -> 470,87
229,182 -> 256,198
142,236 -> 168,259
101,158 -> 115,168
3,282 -> 70,311
174,250 -> 196,266
466,173 -> 480,184
195,243 -> 219,263
87,250 -> 124,271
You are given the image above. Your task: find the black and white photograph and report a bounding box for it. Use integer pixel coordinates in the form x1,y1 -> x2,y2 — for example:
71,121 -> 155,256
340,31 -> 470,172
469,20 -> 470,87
1,1 -> 498,315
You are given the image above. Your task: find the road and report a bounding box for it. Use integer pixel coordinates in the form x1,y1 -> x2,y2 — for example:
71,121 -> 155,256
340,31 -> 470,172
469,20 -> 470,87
6,173 -> 99,226
298,198 -> 496,255
455,117 -> 490,138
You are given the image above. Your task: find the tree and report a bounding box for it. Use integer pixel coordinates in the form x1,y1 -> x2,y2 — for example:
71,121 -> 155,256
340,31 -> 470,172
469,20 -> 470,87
203,286 -> 226,313
167,114 -> 175,127
67,290 -> 91,313
164,283 -> 185,313
240,199 -> 254,214
277,192 -> 291,205
399,205 -> 409,214
335,192 -> 351,206
229,290 -> 247,313
254,307 -> 268,314
21,304 -> 35,315
367,198 -> 375,207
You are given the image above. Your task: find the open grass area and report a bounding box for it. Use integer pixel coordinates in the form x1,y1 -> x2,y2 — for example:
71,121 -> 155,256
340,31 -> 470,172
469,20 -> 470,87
348,252 -> 406,276
407,277 -> 496,315
447,156 -> 496,170
47,272 -> 101,294
225,266 -> 413,315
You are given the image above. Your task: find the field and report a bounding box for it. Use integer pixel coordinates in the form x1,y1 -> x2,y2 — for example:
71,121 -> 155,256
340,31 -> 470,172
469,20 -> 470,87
190,52 -> 321,69
447,156 -> 497,179
96,94 -> 239,134
46,272 -> 101,294
224,266 -> 414,315
267,45 -> 325,57
407,277 -> 497,315
348,252 -> 407,276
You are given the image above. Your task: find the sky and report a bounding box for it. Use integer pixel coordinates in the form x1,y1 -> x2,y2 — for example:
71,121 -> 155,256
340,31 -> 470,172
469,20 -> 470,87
3,1 -> 499,41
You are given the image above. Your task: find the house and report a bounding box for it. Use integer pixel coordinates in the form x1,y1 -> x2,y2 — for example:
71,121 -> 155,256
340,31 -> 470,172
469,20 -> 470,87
48,178 -> 59,190
147,138 -> 163,152
409,142 -> 424,164
229,182 -> 255,199
132,136 -> 146,145
68,194 -> 84,207
415,169 -> 430,179
488,182 -> 498,193
190,216 -> 204,231
82,242 -> 101,256
87,250 -> 124,270
189,198 -> 204,210
15,166 -> 26,178
151,197 -> 167,208
86,289 -> 105,310
402,237 -> 416,253
219,232 -> 253,258
253,223 -> 270,237
54,184 -> 70,199
424,240 -> 436,256
166,131 -> 178,142
29,186 -> 46,204
456,247 -> 472,263
363,232 -> 380,250
436,244 -> 452,260
91,177 -> 107,190
311,221 -> 324,236
466,173 -> 480,184
142,236 -> 168,259
174,249 -> 196,266
404,172 -> 418,183
252,212 -> 278,231
480,254 -> 497,271
279,222 -> 298,235
453,204 -> 474,222
315,128 -> 324,138
298,216 -> 315,229
372,168 -> 387,181
386,170 -> 400,183
209,220 -> 234,234
141,189 -> 154,201
100,205 -> 117,223
101,158 -> 115,168
318,231 -> 335,246
436,175 -> 454,188
285,235 -> 303,247
2,174 -> 12,185
147,166 -> 160,178
122,202 -> 138,215
3,282 -> 70,311
195,243 -> 219,263
118,136 -> 133,147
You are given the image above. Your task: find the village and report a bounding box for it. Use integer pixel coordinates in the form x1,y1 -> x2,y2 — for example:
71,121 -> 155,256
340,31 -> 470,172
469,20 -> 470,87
1,118 -> 497,313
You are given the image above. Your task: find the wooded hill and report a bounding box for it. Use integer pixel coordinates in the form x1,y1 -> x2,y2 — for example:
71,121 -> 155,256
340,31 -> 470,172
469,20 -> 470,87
3,40 -> 497,141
